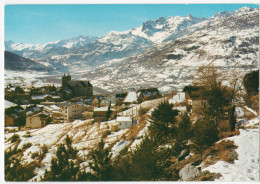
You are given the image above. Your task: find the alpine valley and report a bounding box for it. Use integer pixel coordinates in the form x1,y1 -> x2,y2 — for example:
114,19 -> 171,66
4,6 -> 259,93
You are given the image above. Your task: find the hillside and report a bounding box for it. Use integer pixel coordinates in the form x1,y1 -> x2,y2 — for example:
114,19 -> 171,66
4,94 -> 259,181
4,51 -> 52,72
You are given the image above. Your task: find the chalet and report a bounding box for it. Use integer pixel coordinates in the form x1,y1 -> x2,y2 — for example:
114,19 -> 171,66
123,91 -> 143,105
26,113 -> 49,129
5,105 -> 26,126
117,116 -> 132,130
183,86 -> 209,114
100,96 -> 117,106
137,88 -> 160,101
62,74 -> 93,98
93,106 -> 110,122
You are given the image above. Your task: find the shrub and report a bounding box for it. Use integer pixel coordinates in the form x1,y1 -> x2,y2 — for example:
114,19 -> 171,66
138,107 -> 149,116
22,143 -> 32,150
10,134 -> 20,143
41,145 -> 49,155
192,117 -> 219,147
24,131 -> 32,138
31,152 -> 39,159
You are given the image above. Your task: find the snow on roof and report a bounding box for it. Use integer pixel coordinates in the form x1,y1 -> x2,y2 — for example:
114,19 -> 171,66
123,92 -> 138,103
26,111 -> 33,115
51,95 -> 60,99
59,102 -> 71,107
94,106 -> 109,112
50,105 -> 61,111
117,116 -> 132,122
32,95 -> 45,100
44,106 -> 53,112
5,100 -> 17,109
169,92 -> 185,104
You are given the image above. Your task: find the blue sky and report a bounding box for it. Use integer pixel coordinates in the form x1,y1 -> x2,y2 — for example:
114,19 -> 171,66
4,4 -> 259,44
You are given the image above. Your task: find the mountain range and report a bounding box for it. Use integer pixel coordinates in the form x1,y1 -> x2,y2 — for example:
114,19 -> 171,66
4,6 -> 259,93
5,13 -> 206,71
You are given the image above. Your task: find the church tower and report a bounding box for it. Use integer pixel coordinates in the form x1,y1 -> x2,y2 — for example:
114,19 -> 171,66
62,73 -> 71,88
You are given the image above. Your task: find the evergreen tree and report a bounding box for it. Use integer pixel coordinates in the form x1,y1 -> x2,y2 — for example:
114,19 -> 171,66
149,101 -> 179,139
192,117 -> 219,147
130,135 -> 173,181
205,86 -> 230,124
243,70 -> 259,96
43,135 -> 83,181
88,139 -> 113,181
176,112 -> 192,143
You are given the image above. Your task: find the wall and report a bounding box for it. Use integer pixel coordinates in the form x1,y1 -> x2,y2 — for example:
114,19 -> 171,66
5,115 -> 14,126
118,120 -> 132,130
26,116 -> 44,129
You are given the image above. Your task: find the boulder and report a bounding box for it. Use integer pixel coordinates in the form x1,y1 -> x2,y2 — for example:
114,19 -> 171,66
179,163 -> 201,181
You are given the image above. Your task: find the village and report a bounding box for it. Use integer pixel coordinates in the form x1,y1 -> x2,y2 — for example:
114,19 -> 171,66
4,68 -> 259,182
5,71 -> 258,132
4,73 -> 175,130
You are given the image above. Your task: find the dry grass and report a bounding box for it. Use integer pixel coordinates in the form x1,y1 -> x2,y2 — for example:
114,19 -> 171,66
218,119 -> 230,133
124,114 -> 149,141
198,174 -> 214,181
218,129 -> 240,140
201,140 -> 238,168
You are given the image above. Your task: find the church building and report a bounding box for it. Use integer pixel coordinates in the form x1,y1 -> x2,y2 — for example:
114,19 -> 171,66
62,74 -> 93,98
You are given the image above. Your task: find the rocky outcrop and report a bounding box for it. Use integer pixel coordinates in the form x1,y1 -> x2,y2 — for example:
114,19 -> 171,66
179,163 -> 201,181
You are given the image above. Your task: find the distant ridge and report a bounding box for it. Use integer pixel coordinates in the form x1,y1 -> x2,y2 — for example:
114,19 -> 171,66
5,51 -> 52,71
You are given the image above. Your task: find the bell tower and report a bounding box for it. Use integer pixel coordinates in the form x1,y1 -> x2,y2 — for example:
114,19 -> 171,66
62,73 -> 71,88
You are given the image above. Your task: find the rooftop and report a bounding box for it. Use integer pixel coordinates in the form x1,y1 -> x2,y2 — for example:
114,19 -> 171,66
117,116 -> 132,122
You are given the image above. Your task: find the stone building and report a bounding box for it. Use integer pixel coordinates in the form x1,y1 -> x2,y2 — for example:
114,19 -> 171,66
62,74 -> 93,98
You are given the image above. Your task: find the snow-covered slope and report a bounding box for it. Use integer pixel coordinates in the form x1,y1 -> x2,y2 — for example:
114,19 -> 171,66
203,116 -> 259,181
4,98 -> 164,181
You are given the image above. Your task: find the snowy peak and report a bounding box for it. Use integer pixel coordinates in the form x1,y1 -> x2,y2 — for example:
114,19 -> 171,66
138,15 -> 206,43
213,6 -> 257,19
5,35 -> 99,52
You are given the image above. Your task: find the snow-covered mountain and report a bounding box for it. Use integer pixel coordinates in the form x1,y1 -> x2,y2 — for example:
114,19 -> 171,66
5,35 -> 100,59
5,15 -> 206,70
4,7 -> 259,93
76,6 -> 259,93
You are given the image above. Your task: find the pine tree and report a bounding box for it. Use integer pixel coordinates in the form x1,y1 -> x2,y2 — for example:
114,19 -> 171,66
205,86 -> 230,124
149,101 -> 179,139
130,135 -> 173,181
192,117 -> 219,147
176,112 -> 192,143
43,135 -> 83,181
88,139 -> 113,181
